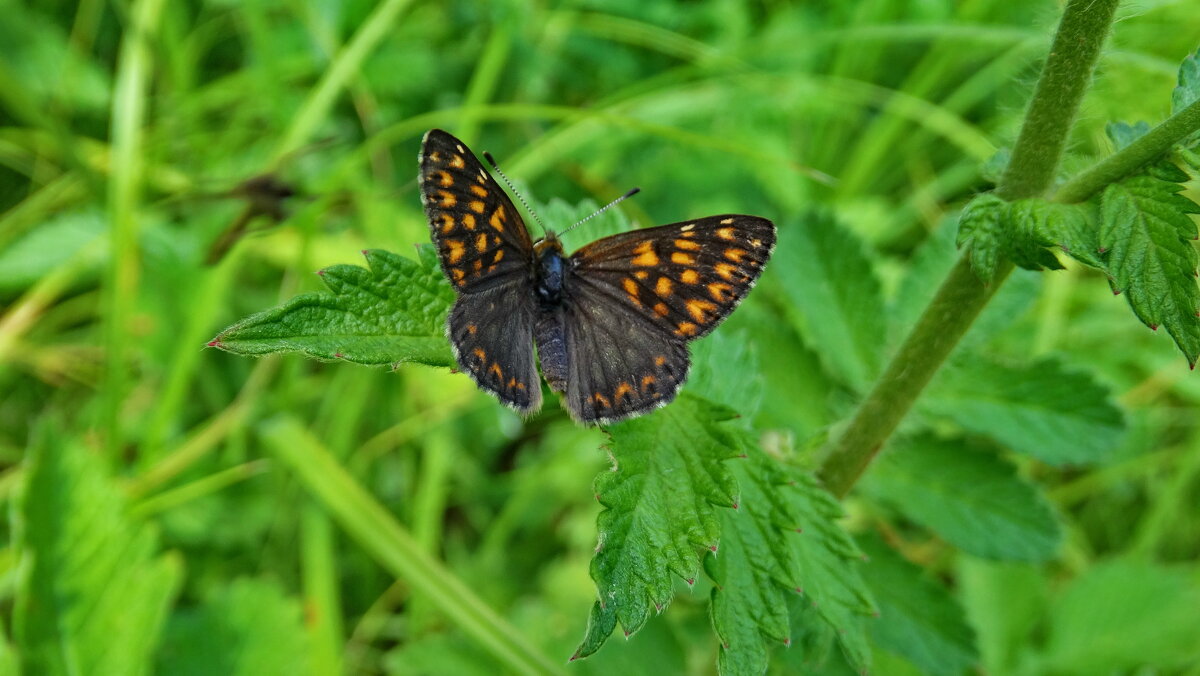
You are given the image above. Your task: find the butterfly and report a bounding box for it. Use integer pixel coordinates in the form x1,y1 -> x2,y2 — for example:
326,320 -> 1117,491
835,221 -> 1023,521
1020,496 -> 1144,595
419,129 -> 776,424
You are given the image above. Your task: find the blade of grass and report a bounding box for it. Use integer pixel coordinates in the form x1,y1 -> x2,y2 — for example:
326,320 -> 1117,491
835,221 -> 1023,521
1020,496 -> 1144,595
260,417 -> 564,676
102,0 -> 167,455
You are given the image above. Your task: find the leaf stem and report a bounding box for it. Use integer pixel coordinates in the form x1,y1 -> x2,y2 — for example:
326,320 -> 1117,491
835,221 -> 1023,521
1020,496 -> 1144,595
1054,97 -> 1200,203
817,0 -> 1120,498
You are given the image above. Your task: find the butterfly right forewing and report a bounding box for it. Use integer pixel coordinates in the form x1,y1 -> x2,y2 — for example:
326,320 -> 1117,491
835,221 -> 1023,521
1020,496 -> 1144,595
421,129 -> 542,414
419,129 -> 534,294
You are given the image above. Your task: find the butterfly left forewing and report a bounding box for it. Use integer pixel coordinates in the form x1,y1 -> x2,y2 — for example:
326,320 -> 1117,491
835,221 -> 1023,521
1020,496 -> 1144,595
570,215 -> 776,340
420,129 -> 534,293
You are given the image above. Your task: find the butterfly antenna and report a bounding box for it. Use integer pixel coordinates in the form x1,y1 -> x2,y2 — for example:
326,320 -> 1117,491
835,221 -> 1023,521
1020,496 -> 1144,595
562,187 -> 641,236
482,151 -> 547,235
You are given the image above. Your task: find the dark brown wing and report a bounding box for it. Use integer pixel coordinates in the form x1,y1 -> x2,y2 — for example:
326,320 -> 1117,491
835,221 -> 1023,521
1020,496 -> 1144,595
419,129 -> 534,293
569,215 -> 776,340
448,281 -> 541,415
551,290 -> 690,424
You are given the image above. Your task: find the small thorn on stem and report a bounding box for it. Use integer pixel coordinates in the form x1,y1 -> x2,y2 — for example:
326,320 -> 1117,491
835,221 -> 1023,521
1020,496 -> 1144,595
206,340 -> 222,347
1149,324 -> 1158,331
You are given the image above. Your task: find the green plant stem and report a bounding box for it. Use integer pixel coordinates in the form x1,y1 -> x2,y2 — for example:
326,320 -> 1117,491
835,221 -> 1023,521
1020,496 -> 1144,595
993,0 -> 1120,201
818,0 -> 1119,498
261,418 -> 565,676
1054,97 -> 1200,203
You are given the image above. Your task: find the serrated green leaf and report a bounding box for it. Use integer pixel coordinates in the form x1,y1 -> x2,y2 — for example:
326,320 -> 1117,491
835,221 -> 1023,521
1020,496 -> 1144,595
1033,200 -> 1103,269
156,578 -> 310,676
210,246 -> 455,366
923,356 -> 1123,466
1105,120 -> 1150,151
857,534 -> 978,676
864,436 -> 1061,561
13,420 -> 181,676
1040,559 -> 1200,673
708,451 -> 875,675
689,328 -> 764,421
575,394 -> 742,658
1006,199 -> 1065,272
1173,46 -> 1200,127
772,210 -> 885,390
956,194 -> 1006,283
1100,175 -> 1200,366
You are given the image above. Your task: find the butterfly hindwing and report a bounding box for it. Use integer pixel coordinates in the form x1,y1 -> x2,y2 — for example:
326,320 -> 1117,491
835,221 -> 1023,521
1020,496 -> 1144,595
419,129 -> 534,293
448,281 -> 542,414
551,281 -> 690,423
570,215 -> 776,340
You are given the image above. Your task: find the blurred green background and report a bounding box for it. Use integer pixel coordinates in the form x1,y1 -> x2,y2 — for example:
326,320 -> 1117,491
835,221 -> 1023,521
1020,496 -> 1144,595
3,0 -> 1200,674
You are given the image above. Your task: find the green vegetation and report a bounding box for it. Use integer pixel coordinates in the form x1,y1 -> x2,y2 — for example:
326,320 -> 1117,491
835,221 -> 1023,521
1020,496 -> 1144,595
3,1 -> 1200,674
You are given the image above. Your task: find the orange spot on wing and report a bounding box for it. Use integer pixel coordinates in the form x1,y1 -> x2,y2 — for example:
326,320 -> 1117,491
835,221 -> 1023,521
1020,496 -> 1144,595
708,282 -> 733,301
446,240 -> 466,264
451,268 -> 466,282
716,227 -> 736,240
475,233 -> 488,252
449,155 -> 466,168
720,217 -> 735,225
655,277 -> 673,296
622,278 -> 640,305
680,269 -> 699,284
469,200 -> 486,214
675,238 -> 701,250
634,270 -> 649,280
466,323 -> 477,334
641,375 -> 656,391
671,252 -> 696,265
614,382 -> 633,403
473,259 -> 483,272
492,249 -> 505,264
489,363 -> 503,379
653,302 -> 669,317
462,213 -> 476,230
470,184 -> 488,197
685,299 -> 717,322
439,214 -> 455,233
437,190 -> 456,207
631,241 -> 659,266
428,151 -> 443,163
473,348 -> 486,361
724,248 -> 748,262
654,355 -> 666,367
490,209 -> 505,231
714,263 -> 738,280
437,170 -> 454,187
675,322 -> 699,337
594,393 -> 611,408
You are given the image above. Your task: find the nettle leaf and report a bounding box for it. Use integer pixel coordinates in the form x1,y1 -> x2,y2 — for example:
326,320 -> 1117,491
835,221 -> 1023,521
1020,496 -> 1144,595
14,421 -> 182,676
1041,559 -> 1200,673
209,246 -> 455,367
956,194 -> 1006,283
157,578 -> 310,675
863,437 -> 1061,561
707,452 -> 876,674
857,534 -> 979,676
1033,200 -> 1103,269
772,210 -> 885,391
922,356 -> 1124,466
1099,173 -> 1200,366
574,394 -> 742,659
1174,46 -> 1200,146
1005,200 -> 1066,272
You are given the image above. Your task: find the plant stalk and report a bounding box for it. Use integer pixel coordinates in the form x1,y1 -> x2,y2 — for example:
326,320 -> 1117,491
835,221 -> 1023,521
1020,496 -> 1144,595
818,0 -> 1120,498
1054,97 -> 1200,203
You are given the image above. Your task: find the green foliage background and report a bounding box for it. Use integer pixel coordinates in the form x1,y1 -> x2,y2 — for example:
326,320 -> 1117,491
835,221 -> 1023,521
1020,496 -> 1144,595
2,1 -> 1200,674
